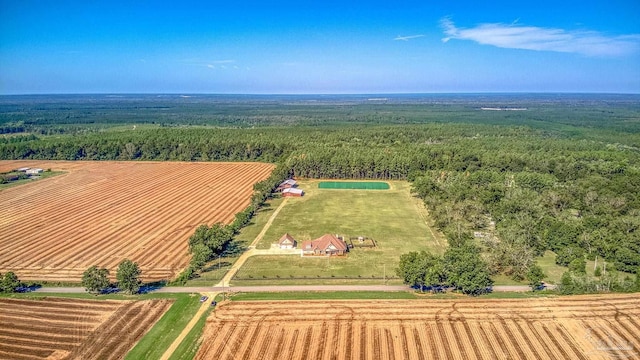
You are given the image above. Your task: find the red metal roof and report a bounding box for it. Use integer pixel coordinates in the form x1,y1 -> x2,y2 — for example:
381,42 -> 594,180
301,234 -> 348,252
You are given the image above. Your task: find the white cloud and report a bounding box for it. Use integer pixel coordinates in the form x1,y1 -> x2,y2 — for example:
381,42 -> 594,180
441,18 -> 640,57
394,34 -> 425,41
183,59 -> 236,69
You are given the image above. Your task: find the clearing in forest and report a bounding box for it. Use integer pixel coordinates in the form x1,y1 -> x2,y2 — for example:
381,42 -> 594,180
0,160 -> 274,282
196,293 -> 640,360
234,180 -> 442,283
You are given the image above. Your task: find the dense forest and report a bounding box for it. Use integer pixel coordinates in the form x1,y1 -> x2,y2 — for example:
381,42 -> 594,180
1,94 -> 639,282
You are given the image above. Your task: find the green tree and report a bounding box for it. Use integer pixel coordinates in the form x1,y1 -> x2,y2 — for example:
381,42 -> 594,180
594,266 -> 602,277
205,223 -> 233,253
187,223 -> 233,256
635,267 -> 640,292
188,225 -> 210,251
526,264 -> 545,291
116,259 -> 142,294
424,261 -> 447,292
191,243 -> 213,269
443,244 -> 493,296
396,251 -> 445,292
396,252 -> 428,290
559,271 -> 576,295
0,272 -> 21,293
568,258 -> 587,274
555,246 -> 584,267
82,266 -> 110,294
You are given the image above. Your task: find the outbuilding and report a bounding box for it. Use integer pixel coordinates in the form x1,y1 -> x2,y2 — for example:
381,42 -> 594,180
277,179 -> 298,191
25,168 -> 43,175
278,233 -> 297,249
282,188 -> 303,197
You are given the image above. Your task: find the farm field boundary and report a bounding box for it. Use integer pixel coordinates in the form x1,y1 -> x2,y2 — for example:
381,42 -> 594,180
196,293 -> 640,360
0,296 -> 173,360
318,181 -> 390,189
0,160 -> 274,282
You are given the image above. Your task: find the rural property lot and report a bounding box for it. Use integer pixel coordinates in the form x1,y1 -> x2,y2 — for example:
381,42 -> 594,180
196,293 -> 640,360
233,180 -> 443,283
0,297 -> 173,360
0,160 -> 274,282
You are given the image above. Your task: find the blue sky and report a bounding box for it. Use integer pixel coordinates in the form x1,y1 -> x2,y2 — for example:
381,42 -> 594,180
1,1 -> 639,94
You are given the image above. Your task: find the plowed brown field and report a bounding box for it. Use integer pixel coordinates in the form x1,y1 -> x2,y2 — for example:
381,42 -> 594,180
0,160 -> 274,282
0,297 -> 173,360
196,293 -> 640,360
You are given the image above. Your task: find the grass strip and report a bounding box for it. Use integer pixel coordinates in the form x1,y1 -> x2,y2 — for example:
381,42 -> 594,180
125,293 -> 203,360
230,291 -> 418,301
168,308 -> 213,360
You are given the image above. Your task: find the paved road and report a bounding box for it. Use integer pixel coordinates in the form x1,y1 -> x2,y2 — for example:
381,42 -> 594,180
32,284 -> 555,294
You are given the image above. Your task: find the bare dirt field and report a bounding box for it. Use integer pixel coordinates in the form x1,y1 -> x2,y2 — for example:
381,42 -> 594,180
0,297 -> 173,360
0,160 -> 274,281
196,293 -> 640,360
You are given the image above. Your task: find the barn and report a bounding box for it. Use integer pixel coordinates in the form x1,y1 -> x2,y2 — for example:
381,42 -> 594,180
282,188 -> 303,197
277,179 -> 297,191
301,234 -> 348,256
25,168 -> 43,175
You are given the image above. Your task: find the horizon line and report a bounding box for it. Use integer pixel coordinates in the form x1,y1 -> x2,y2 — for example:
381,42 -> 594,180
2,91 -> 640,96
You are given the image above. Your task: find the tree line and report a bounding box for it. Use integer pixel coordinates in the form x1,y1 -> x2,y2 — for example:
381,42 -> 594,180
172,163 -> 293,284
396,245 -> 495,295
81,259 -> 142,294
1,119 -> 638,287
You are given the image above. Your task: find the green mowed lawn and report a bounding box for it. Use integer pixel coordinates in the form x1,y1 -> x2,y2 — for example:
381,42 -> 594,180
235,180 -> 443,283
234,255 -> 404,283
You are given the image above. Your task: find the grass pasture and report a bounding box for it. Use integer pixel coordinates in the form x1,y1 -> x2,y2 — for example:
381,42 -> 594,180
234,180 -> 443,284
